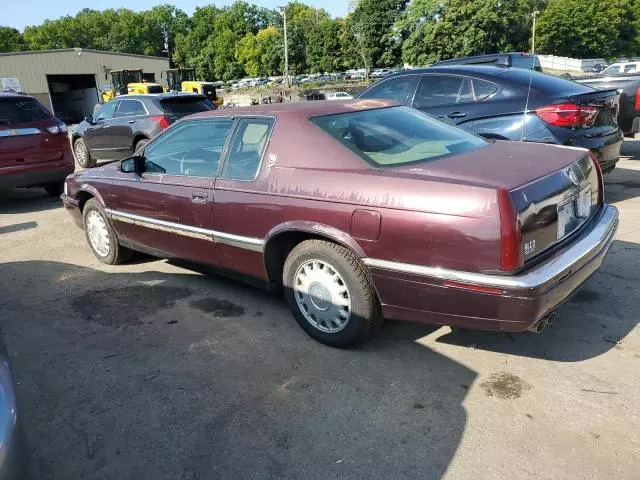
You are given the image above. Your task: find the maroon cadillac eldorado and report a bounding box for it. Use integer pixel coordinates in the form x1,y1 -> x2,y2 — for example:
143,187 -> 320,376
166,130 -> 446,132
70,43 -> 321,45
61,100 -> 619,347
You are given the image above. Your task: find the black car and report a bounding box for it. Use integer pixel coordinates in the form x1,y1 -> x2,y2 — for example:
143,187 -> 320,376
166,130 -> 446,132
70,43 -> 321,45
432,52 -> 543,71
359,65 -> 623,172
72,93 -> 215,168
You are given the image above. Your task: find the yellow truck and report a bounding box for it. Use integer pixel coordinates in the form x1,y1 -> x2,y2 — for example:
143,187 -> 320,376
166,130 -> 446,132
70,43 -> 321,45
101,70 -> 164,102
166,68 -> 218,103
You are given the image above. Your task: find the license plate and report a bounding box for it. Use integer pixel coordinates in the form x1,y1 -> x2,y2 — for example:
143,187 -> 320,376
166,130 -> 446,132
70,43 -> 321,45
557,187 -> 591,239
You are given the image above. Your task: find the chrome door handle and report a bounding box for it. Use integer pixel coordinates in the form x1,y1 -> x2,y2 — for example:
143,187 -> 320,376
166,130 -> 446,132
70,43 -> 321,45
191,193 -> 207,204
128,120 -> 135,124
447,112 -> 467,119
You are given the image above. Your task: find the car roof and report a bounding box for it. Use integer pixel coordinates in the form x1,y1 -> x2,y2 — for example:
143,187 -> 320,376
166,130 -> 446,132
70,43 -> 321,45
193,99 -> 398,119
109,93 -> 207,101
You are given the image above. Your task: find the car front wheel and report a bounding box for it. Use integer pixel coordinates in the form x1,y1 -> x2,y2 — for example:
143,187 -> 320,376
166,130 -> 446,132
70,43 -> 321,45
74,138 -> 96,168
82,199 -> 132,265
283,240 -> 382,348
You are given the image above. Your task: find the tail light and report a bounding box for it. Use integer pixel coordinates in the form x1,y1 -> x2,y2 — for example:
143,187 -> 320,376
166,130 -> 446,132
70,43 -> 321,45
535,103 -> 598,128
589,151 -> 604,204
635,88 -> 640,111
498,187 -> 523,272
151,115 -> 170,130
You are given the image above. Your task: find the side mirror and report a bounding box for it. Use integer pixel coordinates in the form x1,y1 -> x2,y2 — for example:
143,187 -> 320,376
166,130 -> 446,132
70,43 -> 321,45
120,156 -> 145,174
85,115 -> 95,125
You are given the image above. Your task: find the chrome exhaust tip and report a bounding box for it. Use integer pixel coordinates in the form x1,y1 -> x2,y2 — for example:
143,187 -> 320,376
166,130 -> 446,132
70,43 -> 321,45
545,311 -> 558,326
528,318 -> 547,334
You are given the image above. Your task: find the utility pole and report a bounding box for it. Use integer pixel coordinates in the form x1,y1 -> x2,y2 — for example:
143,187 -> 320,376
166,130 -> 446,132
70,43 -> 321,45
279,5 -> 289,88
531,10 -> 540,55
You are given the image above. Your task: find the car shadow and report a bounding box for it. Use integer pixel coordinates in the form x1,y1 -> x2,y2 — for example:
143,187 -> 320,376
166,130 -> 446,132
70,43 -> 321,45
604,168 -> 640,203
433,239 -> 638,362
0,221 -> 38,234
0,188 -> 62,214
1,260 -> 474,480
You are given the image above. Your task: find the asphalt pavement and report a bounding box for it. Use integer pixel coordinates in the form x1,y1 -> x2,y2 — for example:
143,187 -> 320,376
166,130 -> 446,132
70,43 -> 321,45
0,142 -> 639,480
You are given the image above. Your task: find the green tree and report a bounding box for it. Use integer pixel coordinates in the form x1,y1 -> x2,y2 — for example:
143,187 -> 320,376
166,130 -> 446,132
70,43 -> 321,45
0,27 -> 26,53
537,0 -> 636,58
307,19 -> 342,73
396,0 -> 445,66
431,0 -> 533,62
348,0 -> 408,75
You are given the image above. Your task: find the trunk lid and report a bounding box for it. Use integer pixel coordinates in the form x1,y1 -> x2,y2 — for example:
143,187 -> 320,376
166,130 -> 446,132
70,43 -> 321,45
0,119 -> 67,168
0,96 -> 67,168
563,88 -> 619,130
388,141 -> 600,266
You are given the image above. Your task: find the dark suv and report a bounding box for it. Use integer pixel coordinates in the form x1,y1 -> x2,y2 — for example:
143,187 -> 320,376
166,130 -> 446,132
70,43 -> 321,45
359,65 -> 623,171
0,92 -> 74,196
72,93 -> 215,168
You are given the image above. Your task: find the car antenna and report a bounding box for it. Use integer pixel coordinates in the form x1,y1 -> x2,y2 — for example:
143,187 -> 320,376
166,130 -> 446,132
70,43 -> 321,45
520,67 -> 534,142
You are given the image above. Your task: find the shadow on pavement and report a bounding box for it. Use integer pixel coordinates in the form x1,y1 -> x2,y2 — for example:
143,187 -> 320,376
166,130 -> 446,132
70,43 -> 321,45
0,260 -> 474,480
0,188 -> 62,215
0,221 -> 38,234
434,239 -> 639,362
604,168 -> 640,203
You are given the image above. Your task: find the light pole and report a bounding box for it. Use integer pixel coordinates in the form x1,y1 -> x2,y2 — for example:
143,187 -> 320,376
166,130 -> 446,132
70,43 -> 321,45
278,5 -> 289,88
531,10 -> 540,55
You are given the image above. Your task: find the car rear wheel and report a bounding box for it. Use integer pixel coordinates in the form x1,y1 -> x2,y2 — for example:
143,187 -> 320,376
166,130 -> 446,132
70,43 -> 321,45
134,138 -> 149,153
283,240 -> 382,348
44,181 -> 64,197
82,199 -> 132,265
74,138 -> 96,168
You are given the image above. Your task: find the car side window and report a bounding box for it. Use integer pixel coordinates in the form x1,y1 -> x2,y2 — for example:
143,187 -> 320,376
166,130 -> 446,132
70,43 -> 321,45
142,119 -> 233,177
220,118 -> 274,181
624,64 -> 637,73
359,75 -> 420,104
116,99 -> 146,117
95,101 -> 118,120
414,75 -> 466,108
601,65 -> 620,75
472,79 -> 499,101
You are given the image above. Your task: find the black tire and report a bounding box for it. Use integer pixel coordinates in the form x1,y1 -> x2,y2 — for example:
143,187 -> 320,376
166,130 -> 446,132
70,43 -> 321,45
82,199 -> 133,265
73,138 -> 96,168
283,240 -> 382,348
44,181 -> 64,197
134,138 -> 149,153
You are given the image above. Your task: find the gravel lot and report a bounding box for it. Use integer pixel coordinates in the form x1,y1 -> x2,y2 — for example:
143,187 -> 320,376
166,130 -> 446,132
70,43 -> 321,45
1,142 -> 639,480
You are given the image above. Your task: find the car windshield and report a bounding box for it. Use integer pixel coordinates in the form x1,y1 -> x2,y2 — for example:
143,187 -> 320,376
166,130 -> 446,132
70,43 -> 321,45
0,97 -> 52,125
311,106 -> 488,167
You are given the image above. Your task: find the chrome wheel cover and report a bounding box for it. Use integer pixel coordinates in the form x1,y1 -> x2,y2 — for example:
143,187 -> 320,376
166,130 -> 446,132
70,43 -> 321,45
294,259 -> 351,333
75,141 -> 88,162
86,211 -> 110,257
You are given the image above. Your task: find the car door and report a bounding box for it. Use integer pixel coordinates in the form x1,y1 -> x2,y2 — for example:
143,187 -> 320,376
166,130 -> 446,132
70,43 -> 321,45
411,75 -> 476,125
213,117 -> 275,279
83,100 -> 119,156
107,117 -> 234,263
110,99 -> 148,158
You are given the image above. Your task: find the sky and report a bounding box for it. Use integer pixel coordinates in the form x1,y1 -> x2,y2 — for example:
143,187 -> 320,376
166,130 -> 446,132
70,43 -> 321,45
6,0 -> 349,31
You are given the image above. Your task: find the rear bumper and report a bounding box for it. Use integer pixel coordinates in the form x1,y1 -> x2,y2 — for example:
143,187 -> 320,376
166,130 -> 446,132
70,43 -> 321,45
0,153 -> 74,189
573,129 -> 623,172
365,205 -> 619,332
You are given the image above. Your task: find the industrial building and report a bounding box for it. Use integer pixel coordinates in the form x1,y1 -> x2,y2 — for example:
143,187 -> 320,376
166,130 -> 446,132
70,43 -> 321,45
0,48 -> 169,123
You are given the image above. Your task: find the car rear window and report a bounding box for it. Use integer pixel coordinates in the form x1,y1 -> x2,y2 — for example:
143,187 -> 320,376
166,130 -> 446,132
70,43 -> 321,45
311,106 -> 488,167
510,55 -> 540,70
158,97 -> 215,114
0,97 -> 52,125
503,69 -> 593,96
